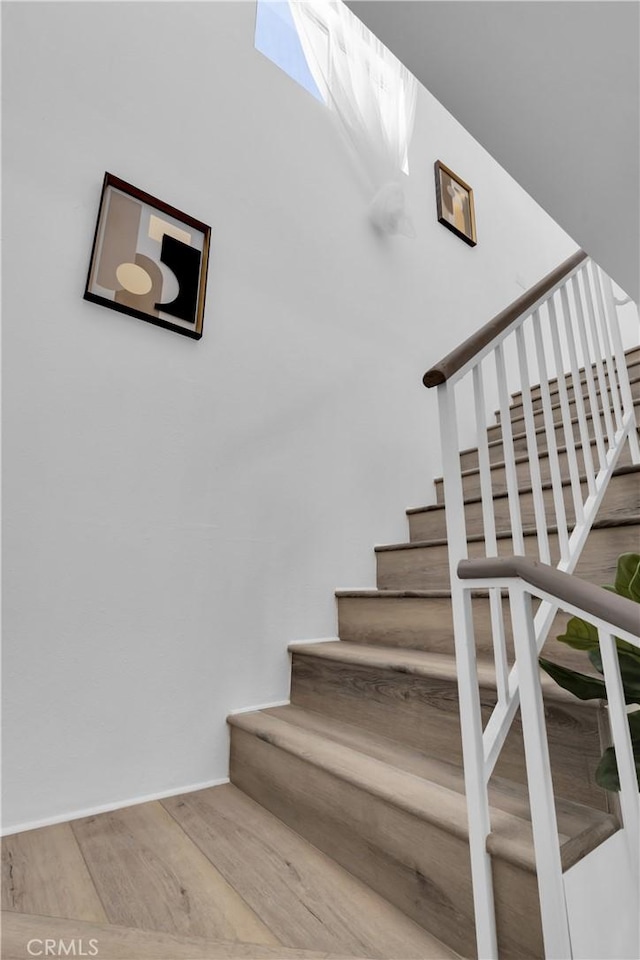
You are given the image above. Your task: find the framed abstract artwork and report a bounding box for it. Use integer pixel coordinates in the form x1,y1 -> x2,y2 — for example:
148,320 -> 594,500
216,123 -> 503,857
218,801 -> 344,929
84,173 -> 211,339
434,160 -> 477,247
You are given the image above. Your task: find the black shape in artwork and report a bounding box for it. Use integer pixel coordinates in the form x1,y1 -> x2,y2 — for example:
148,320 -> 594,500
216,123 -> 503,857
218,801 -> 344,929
155,234 -> 201,324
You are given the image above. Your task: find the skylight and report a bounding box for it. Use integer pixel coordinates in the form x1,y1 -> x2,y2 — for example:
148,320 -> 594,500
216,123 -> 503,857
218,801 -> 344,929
255,0 -> 324,103
255,0 -> 418,236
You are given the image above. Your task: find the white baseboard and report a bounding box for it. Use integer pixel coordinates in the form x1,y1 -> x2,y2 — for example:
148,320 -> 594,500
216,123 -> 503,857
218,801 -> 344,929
1,776 -> 230,837
2,664 -> 339,838
228,698 -> 290,716
285,635 -> 339,646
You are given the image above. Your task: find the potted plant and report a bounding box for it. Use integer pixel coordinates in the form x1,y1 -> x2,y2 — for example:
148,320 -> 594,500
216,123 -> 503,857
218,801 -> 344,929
539,553 -> 640,791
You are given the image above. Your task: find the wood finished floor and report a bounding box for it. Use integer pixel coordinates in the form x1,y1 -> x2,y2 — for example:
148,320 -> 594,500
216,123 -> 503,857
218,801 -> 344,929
1,783 -> 459,960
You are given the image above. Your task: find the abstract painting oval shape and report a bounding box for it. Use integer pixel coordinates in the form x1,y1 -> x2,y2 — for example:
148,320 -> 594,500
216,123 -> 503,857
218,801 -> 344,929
85,173 -> 211,339
116,262 -> 153,295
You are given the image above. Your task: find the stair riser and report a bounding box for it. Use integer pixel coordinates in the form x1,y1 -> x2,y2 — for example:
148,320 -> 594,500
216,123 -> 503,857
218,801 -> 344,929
289,654 -> 605,811
510,356 -> 640,406
489,402 -> 622,443
412,468 -> 638,541
495,377 -> 640,432
512,363 -> 640,409
501,374 -> 640,422
376,521 -> 640,592
435,436 -> 635,503
338,593 -> 588,671
230,726 -> 543,959
461,409 -> 615,471
411,480 -> 586,541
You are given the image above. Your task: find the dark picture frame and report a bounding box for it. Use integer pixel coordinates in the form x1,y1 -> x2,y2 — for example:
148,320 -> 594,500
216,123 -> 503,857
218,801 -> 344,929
434,160 -> 477,247
84,173 -> 211,339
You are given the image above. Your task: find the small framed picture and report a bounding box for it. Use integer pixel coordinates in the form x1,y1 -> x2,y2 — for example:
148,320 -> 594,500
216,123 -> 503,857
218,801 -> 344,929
434,160 -> 477,247
84,173 -> 211,339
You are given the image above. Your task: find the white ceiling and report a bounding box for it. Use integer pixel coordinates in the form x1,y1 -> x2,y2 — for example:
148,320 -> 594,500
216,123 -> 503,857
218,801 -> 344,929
346,0 -> 639,302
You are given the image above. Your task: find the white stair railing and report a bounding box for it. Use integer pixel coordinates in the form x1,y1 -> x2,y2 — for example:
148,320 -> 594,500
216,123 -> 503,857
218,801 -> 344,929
458,558 -> 640,960
423,251 -> 640,958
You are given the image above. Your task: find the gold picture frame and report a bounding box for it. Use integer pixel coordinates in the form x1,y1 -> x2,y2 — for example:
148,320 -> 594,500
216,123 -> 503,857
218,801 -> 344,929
434,160 -> 477,247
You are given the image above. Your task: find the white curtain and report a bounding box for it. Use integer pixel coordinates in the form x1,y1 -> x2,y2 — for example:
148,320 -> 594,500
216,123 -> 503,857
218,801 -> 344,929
289,0 -> 418,238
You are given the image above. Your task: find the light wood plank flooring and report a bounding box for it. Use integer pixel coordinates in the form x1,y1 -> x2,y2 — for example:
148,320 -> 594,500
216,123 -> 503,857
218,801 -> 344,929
2,783 -> 458,960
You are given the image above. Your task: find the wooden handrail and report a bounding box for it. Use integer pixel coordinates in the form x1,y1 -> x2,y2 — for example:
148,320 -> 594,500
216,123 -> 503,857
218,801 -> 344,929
423,249 -> 588,388
458,556 -> 640,638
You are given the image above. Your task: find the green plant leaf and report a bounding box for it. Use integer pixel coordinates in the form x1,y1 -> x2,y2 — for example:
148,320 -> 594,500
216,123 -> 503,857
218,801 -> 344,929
613,553 -> 640,601
595,747 -> 621,791
585,650 -> 640,703
557,616 -> 600,652
628,710 -> 640,740
588,648 -> 604,674
629,562 -> 640,603
546,550 -> 640,792
539,657 -> 607,700
616,637 -> 640,661
619,654 -> 640,704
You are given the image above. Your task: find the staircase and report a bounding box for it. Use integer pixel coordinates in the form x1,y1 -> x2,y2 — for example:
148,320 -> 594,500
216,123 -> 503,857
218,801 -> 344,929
227,257 -> 639,959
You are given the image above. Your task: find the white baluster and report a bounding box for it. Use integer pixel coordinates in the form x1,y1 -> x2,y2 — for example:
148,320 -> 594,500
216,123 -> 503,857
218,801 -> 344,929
473,362 -> 509,706
571,273 -> 607,470
598,630 -> 640,861
559,283 -> 596,495
495,342 -> 525,555
510,585 -> 573,959
473,362 -> 497,557
547,294 -> 585,524
439,380 -> 469,570
532,310 -> 570,565
438,383 -> 498,959
591,262 -> 624,432
581,264 -> 616,448
515,323 -> 551,563
460,586 -> 499,960
599,271 -> 640,465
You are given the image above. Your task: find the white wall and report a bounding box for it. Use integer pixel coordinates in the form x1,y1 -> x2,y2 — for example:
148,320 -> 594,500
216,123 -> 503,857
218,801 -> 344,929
2,1 -> 581,832
345,0 -> 640,304
564,830 -> 640,959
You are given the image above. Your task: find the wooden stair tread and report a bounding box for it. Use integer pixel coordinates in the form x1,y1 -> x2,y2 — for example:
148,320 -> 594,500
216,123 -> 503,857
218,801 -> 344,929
336,586 -> 531,599
264,705 -> 614,848
459,396 -> 640,458
503,373 -> 640,419
508,352 -> 640,402
374,514 -> 640,552
230,708 -> 473,842
432,430 -> 639,484
406,462 -> 640,516
229,707 -> 617,873
229,719 -> 481,955
337,588 -> 459,598
504,347 -> 640,397
286,640 -> 594,706
0,913 -> 359,959
265,703 -> 472,788
504,367 -> 640,419
503,388 -> 640,434
289,640 -> 478,681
